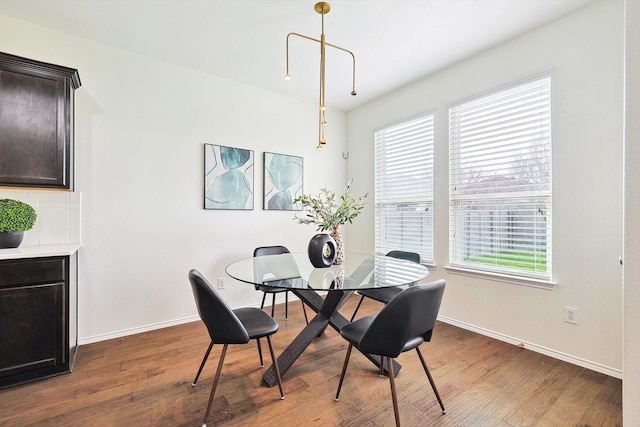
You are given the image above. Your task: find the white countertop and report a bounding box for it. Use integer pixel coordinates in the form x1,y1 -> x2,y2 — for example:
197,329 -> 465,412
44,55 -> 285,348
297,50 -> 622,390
0,244 -> 81,260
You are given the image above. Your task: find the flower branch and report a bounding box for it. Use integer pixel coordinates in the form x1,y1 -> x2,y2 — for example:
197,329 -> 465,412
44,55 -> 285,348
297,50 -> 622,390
293,181 -> 368,232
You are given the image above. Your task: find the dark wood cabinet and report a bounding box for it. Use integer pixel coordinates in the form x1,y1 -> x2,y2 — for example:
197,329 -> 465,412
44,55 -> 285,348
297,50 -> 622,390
0,256 -> 77,389
0,52 -> 81,189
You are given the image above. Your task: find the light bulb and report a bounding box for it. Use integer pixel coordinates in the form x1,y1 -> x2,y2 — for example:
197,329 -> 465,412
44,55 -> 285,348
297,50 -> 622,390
284,73 -> 291,80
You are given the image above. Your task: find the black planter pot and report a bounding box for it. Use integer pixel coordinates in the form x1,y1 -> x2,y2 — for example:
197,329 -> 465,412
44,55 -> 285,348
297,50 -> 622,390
0,231 -> 25,248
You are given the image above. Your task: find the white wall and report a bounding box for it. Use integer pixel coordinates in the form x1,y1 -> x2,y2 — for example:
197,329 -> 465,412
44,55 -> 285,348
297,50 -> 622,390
346,0 -> 623,375
624,0 -> 640,422
0,15 -> 348,343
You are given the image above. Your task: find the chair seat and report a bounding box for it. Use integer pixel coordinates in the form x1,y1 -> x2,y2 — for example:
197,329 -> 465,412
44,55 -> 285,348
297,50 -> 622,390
340,315 -> 374,343
356,286 -> 403,304
254,246 -> 309,324
256,284 -> 288,294
234,307 -> 279,339
349,251 -> 420,322
340,315 -> 424,357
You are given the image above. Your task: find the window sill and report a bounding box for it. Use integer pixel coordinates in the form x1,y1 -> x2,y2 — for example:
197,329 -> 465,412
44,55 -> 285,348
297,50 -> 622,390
444,265 -> 556,290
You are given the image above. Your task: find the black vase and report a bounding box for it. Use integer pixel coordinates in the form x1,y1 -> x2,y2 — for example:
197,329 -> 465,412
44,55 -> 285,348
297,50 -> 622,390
307,233 -> 337,268
0,231 -> 25,249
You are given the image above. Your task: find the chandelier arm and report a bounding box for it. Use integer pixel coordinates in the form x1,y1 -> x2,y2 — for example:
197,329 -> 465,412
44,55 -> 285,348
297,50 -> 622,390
324,43 -> 357,95
285,33 -> 322,78
286,37 -> 358,96
288,32 -> 322,45
285,33 -> 291,77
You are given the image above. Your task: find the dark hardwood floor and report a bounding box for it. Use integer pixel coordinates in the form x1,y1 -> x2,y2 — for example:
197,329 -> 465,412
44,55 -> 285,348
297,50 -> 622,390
0,296 -> 622,426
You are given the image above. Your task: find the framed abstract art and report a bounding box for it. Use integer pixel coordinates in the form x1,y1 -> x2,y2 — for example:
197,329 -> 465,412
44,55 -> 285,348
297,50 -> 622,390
263,152 -> 303,210
204,144 -> 254,210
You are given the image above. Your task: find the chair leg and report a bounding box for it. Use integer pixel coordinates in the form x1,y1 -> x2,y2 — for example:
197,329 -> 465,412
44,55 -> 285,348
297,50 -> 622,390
202,343 -> 228,427
260,292 -> 267,310
350,295 -> 366,322
335,343 -> 353,401
256,338 -> 264,367
192,341 -> 214,387
266,335 -> 285,400
271,293 -> 276,317
301,300 -> 309,324
386,356 -> 401,427
285,291 -> 289,319
416,347 -> 446,414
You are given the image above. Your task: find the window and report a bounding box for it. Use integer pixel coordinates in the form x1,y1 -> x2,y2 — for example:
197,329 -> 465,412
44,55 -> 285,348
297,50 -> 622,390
375,112 -> 434,262
449,75 -> 552,280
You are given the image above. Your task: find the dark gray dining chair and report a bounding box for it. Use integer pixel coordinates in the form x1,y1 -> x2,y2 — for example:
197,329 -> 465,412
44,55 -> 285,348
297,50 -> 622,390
349,250 -> 421,321
188,269 -> 285,427
335,279 -> 447,427
254,245 -> 308,324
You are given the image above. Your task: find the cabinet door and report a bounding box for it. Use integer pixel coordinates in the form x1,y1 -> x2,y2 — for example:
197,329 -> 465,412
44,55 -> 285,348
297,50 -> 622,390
0,256 -> 69,389
0,70 -> 67,187
0,52 -> 80,189
0,282 -> 64,378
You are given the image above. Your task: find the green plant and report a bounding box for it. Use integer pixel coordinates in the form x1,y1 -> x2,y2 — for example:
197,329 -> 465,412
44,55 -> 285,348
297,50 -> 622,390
293,181 -> 368,232
0,199 -> 37,232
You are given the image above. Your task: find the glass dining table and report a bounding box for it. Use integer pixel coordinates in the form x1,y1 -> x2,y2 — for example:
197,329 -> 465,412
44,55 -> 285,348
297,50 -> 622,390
226,252 -> 429,387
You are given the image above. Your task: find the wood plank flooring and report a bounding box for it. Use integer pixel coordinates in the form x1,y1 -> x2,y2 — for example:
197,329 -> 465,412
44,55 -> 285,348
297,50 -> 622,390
0,297 -> 622,426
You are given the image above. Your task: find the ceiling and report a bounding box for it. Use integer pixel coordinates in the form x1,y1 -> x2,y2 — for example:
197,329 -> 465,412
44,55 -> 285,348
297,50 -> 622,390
0,0 -> 596,111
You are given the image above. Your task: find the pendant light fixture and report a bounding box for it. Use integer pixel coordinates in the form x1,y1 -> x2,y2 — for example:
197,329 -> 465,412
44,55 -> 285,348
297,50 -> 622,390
284,2 -> 357,149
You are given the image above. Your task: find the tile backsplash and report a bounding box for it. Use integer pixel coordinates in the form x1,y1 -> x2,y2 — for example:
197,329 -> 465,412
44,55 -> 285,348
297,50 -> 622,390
0,189 -> 81,246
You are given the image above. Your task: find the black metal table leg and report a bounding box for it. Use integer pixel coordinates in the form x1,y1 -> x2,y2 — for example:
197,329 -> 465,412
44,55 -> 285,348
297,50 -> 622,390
261,288 -> 401,387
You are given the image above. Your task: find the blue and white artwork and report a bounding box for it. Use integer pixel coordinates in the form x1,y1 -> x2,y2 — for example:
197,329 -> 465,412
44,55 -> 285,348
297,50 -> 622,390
204,144 -> 254,210
263,152 -> 303,211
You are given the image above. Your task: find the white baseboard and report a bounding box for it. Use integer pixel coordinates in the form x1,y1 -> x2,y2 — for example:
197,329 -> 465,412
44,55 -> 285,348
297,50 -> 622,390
438,315 -> 622,379
77,301 -> 268,346
78,315 -> 201,345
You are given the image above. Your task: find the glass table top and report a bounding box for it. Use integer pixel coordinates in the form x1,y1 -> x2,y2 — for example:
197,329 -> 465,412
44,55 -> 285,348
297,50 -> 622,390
225,252 -> 428,291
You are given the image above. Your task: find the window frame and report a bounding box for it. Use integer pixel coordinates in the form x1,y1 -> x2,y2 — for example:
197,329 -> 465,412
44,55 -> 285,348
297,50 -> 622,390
448,73 -> 553,284
374,111 -> 435,264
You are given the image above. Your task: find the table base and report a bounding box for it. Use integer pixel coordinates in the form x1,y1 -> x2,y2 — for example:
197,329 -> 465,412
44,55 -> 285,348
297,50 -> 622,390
261,288 -> 401,387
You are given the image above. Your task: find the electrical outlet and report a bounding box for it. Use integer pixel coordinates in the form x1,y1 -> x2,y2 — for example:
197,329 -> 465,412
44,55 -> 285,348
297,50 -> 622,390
564,306 -> 578,325
217,278 -> 225,290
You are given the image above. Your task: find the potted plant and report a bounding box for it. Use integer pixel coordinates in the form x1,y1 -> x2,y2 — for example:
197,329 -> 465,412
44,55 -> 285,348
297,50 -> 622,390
0,199 -> 37,248
294,181 -> 367,264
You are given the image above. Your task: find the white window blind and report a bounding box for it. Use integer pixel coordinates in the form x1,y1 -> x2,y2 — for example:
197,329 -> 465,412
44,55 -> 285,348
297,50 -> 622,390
449,76 -> 552,280
375,112 -> 434,262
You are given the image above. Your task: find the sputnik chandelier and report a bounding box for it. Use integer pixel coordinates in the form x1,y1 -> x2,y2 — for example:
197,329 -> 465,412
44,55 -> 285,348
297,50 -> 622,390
284,2 -> 357,149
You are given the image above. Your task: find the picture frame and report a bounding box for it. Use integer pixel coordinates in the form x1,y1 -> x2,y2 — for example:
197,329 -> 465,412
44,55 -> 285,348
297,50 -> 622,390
204,143 -> 254,210
263,152 -> 303,211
